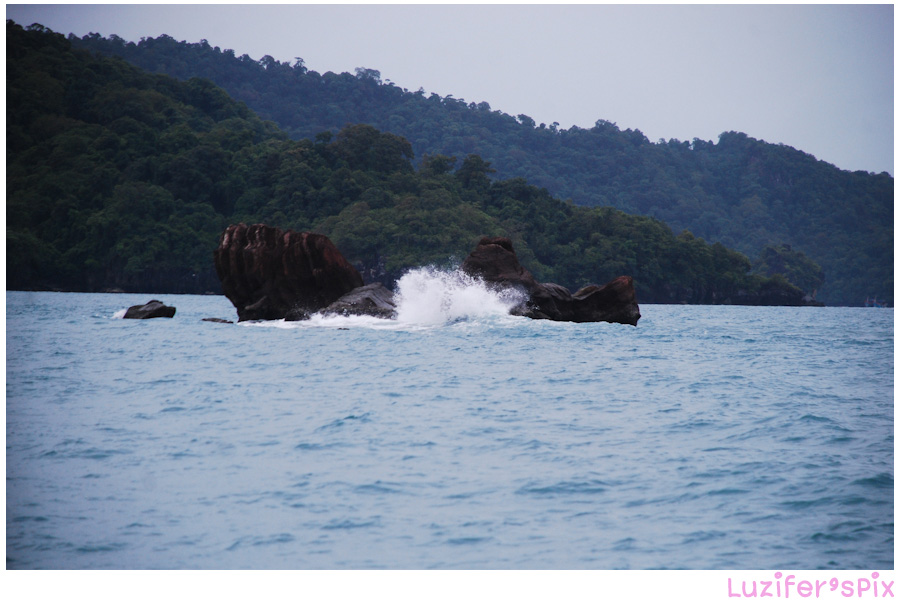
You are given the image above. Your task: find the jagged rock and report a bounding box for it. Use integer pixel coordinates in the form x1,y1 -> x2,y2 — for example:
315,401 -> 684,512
526,277 -> 642,324
461,236 -> 641,326
460,236 -> 539,291
123,300 -> 176,319
214,223 -> 364,321
322,283 -> 397,319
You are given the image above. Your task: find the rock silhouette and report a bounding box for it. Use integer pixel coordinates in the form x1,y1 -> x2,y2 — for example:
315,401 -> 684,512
123,300 -> 176,319
214,223 -> 364,321
214,226 -> 639,325
461,236 -> 640,325
321,283 -> 397,319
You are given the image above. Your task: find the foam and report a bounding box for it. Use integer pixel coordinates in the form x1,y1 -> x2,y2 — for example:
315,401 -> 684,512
238,266 -> 525,330
394,266 -> 524,326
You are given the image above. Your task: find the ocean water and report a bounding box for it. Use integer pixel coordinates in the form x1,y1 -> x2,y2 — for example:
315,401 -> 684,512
6,270 -> 894,569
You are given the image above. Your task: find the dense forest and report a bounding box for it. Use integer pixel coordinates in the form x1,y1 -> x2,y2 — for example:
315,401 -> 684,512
68,28 -> 894,306
2,22 -> 842,305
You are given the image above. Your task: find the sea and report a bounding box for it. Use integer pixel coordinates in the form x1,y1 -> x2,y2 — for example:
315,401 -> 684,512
6,268 -> 894,571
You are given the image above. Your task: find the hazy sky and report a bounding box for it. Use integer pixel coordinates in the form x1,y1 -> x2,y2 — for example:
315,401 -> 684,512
7,3 -> 895,175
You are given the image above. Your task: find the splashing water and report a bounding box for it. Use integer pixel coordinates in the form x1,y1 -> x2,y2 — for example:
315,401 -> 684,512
231,266 -> 527,330
394,267 -> 525,325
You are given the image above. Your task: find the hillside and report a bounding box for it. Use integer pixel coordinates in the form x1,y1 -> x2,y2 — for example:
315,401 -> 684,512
5,21 -> 825,306
69,30 -> 894,306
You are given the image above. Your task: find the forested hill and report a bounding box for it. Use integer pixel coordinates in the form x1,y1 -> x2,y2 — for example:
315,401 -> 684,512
70,30 -> 894,306
8,21 -> 815,306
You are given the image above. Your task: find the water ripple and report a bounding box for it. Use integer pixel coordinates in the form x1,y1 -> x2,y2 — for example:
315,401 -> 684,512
5,293 -> 893,569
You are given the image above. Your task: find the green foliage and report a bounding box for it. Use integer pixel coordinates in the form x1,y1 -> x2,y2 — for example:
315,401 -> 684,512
330,124 -> 414,174
70,28 -> 893,305
752,244 -> 825,297
318,191 -> 500,274
6,21 -> 270,291
5,21 -> 850,305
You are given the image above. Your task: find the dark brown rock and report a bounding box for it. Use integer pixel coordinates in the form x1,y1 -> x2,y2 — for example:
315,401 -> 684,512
321,283 -> 397,319
461,237 -> 640,326
123,300 -> 176,319
460,236 -> 539,292
214,223 -> 364,321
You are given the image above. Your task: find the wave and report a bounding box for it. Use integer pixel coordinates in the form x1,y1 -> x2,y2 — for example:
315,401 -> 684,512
394,266 -> 525,326
246,267 -> 525,330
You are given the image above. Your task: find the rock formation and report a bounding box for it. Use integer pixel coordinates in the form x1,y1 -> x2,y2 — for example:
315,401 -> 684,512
214,223 -> 364,321
123,300 -> 176,319
321,283 -> 397,319
461,236 -> 641,325
213,225 -> 639,325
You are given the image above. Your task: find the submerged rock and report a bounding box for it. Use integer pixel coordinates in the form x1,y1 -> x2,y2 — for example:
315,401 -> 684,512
321,283 -> 397,319
123,300 -> 176,319
214,223 -> 364,321
461,237 -> 640,326
202,317 -> 234,324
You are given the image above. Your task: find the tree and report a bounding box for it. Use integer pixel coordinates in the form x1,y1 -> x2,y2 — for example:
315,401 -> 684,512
329,124 -> 413,174
517,114 -> 535,128
354,67 -> 381,84
419,153 -> 457,177
456,154 -> 495,190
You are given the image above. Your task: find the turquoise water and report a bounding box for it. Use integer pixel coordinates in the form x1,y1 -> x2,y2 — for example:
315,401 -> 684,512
5,276 -> 893,569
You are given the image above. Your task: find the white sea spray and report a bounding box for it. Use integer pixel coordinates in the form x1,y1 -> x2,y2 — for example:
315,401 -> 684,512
394,266 -> 525,325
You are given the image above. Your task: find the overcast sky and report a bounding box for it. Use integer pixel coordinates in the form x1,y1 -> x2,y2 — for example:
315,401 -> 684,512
7,3 -> 895,175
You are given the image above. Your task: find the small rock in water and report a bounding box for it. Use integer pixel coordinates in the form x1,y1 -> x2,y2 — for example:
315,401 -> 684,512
123,300 -> 176,319
202,318 -> 234,324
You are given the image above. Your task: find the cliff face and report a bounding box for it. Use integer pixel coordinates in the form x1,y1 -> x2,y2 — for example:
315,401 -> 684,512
214,223 -> 364,321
